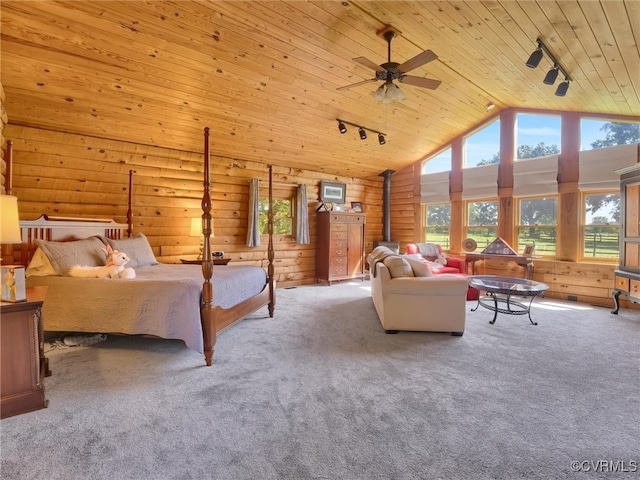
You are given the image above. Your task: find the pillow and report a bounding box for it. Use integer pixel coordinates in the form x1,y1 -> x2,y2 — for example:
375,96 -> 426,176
105,233 -> 157,268
404,256 -> 433,277
416,243 -> 440,260
382,255 -> 414,278
34,236 -> 107,275
25,248 -> 58,277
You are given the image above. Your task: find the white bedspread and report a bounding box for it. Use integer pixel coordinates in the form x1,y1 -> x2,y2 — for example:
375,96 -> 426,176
27,264 -> 268,353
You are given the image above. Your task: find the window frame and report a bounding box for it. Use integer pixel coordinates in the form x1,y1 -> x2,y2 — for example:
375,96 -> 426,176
463,198 -> 499,251
580,190 -> 620,262
515,195 -> 558,257
422,203 -> 452,250
259,194 -> 296,237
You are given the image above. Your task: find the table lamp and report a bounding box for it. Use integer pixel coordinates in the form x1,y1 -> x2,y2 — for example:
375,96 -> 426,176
190,217 -> 204,260
1,195 -> 26,302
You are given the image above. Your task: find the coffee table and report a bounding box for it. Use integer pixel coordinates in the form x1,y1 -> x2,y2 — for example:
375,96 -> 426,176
468,275 -> 549,325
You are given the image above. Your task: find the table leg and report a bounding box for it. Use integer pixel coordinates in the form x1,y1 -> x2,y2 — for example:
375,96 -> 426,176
526,296 -> 538,325
611,290 -> 621,315
489,293 -> 498,324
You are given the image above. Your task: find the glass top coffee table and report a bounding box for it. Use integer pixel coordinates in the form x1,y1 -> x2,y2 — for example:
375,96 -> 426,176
468,275 -> 549,325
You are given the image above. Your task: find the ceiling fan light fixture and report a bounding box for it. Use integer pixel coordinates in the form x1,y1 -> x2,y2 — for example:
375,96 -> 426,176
372,81 -> 405,104
358,127 -> 367,140
337,121 -> 347,134
543,65 -> 559,85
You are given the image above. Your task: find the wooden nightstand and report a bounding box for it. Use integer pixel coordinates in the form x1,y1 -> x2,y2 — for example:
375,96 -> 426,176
1,286 -> 50,419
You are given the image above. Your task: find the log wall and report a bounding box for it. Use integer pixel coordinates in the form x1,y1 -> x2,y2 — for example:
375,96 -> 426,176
5,125 -> 384,287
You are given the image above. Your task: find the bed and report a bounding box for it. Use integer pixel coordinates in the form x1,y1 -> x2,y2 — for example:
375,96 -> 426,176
15,127 -> 276,366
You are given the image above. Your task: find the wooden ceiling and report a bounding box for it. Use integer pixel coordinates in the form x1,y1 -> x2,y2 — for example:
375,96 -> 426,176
2,1 -> 639,179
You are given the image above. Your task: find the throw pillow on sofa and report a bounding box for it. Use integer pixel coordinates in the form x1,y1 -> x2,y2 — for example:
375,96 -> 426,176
382,255 -> 414,278
403,255 -> 433,277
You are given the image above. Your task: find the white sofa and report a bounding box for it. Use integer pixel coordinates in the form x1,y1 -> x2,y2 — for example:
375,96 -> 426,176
368,247 -> 468,335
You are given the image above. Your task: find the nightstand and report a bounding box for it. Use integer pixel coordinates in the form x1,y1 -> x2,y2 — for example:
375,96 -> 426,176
1,286 -> 50,419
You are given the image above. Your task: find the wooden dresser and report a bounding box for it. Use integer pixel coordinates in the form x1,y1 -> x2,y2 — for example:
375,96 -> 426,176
1,286 -> 49,419
316,212 -> 366,285
612,164 -> 640,314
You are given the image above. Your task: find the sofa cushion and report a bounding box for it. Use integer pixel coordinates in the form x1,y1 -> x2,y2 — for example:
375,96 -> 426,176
382,255 -> 414,278
404,255 -> 433,277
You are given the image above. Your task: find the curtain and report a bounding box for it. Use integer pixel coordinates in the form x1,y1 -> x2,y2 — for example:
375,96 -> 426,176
513,155 -> 558,197
461,164 -> 499,200
579,143 -> 638,190
296,184 -> 310,244
420,171 -> 450,204
246,178 -> 260,247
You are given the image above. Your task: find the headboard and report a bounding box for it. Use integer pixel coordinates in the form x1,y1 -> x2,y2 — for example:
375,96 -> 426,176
20,214 -> 128,265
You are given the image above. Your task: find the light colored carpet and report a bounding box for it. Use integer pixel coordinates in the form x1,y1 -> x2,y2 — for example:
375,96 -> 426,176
1,281 -> 638,480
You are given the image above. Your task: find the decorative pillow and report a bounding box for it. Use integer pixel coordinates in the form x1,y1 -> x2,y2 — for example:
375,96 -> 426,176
25,248 -> 58,277
34,236 -> 107,276
416,243 -> 440,261
404,256 -> 433,277
105,233 -> 157,268
382,255 -> 414,278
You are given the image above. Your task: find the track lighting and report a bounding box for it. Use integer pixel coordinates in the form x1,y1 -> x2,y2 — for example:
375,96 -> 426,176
555,78 -> 570,97
543,65 -> 559,85
525,38 -> 572,95
526,43 -> 543,68
335,119 -> 386,145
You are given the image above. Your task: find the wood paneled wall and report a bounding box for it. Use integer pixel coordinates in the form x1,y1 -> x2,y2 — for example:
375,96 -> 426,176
5,125 -> 384,287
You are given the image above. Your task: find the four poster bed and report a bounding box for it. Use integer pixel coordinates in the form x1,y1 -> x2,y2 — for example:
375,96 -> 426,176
15,127 -> 276,366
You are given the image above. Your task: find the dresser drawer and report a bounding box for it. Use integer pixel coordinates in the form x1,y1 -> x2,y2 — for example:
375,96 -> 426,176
330,214 -> 364,224
615,275 -> 630,290
330,230 -> 349,241
329,264 -> 347,277
631,279 -> 640,296
330,256 -> 347,267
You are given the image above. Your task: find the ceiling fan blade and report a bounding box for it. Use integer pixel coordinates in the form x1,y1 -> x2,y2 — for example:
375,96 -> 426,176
399,75 -> 441,90
336,78 -> 378,91
397,49 -> 438,73
352,57 -> 386,73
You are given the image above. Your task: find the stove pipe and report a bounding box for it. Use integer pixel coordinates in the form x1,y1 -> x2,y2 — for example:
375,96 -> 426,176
379,169 -> 395,242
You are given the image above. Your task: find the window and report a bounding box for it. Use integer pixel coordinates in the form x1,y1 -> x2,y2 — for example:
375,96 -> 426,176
515,113 -> 561,160
580,118 -> 640,151
516,197 -> 557,256
465,200 -> 498,250
464,119 -> 500,167
259,197 -> 294,235
582,192 -> 620,260
423,147 -> 452,174
422,203 -> 451,249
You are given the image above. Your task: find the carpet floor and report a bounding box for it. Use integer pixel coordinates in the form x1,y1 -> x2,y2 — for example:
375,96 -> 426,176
1,281 -> 638,480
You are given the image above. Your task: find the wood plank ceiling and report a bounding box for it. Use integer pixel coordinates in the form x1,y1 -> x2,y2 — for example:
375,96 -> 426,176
1,1 -> 639,179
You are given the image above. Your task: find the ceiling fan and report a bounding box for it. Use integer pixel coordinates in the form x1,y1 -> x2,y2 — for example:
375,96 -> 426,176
337,27 -> 441,103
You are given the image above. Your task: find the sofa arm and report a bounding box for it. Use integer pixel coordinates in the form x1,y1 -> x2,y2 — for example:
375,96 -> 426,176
445,255 -> 466,273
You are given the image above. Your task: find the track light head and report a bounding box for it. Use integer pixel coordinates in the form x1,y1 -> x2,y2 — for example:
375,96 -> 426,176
378,133 -> 386,145
337,121 -> 347,134
526,46 -> 543,69
543,66 -> 559,85
358,127 -> 367,140
555,79 -> 570,97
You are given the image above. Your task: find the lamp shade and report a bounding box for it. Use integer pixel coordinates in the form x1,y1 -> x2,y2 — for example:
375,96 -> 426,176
0,195 -> 21,244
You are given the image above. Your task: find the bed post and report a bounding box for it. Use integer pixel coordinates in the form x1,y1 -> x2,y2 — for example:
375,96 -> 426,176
127,169 -> 134,238
201,127 -> 216,366
267,165 -> 275,317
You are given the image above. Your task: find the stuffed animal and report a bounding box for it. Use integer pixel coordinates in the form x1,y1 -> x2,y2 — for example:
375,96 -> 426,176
435,252 -> 447,266
69,245 -> 136,278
